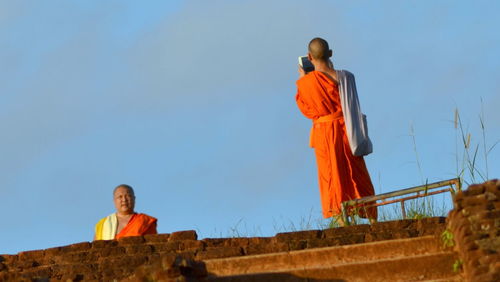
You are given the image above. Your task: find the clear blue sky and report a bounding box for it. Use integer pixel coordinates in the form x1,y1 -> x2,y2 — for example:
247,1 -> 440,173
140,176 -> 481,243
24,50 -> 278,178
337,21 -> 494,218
1,0 -> 499,254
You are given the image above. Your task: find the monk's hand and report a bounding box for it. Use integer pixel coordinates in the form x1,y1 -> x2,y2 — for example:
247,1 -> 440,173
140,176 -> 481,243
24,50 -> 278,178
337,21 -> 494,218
298,65 -> 306,78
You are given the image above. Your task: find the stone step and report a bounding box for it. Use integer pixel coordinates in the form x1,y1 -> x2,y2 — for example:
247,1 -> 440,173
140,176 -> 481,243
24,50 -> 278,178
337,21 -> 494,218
204,235 -> 444,277
207,251 -> 459,282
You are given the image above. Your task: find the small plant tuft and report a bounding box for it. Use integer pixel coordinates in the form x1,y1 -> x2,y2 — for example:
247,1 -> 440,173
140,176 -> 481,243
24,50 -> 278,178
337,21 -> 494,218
452,259 -> 463,273
441,229 -> 455,248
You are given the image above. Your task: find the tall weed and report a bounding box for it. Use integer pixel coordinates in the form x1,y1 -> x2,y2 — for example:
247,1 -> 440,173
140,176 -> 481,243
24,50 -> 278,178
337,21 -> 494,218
454,103 -> 499,186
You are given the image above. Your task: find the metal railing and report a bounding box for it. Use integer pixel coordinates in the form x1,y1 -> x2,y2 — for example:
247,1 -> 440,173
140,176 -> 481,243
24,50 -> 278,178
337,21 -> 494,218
341,178 -> 461,224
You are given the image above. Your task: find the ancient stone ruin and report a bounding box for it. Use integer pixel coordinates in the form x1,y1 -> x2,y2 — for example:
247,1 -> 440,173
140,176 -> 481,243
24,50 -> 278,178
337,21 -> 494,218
1,180 -> 499,281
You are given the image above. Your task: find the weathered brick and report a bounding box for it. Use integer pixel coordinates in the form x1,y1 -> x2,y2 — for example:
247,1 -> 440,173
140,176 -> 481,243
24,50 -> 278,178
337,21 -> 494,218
271,242 -> 289,253
469,265 -> 490,278
98,246 -> 126,257
475,271 -> 500,282
478,254 -> 500,266
60,273 -> 84,281
99,264 -> 119,277
484,191 -> 498,201
476,237 -> 500,252
223,238 -> 250,248
164,241 -> 182,252
462,205 -> 491,217
148,243 -> 172,253
371,219 -> 415,232
479,210 -> 500,220
176,251 -> 196,260
169,230 -> 198,241
18,249 -> 45,261
323,237 -> 344,247
247,237 -> 273,245
43,246 -> 62,257
160,253 -> 179,266
120,255 -> 148,268
180,240 -> 205,252
421,216 -> 446,225
20,265 -> 52,279
340,233 -> 365,245
144,233 -> 170,243
60,242 -> 92,253
244,244 -> 271,255
98,255 -> 147,270
275,230 -> 322,242
417,218 -> 446,236
81,272 -> 100,280
464,194 -> 489,207
12,259 -> 39,271
323,225 -> 370,238
306,238 -> 331,248
50,264 -> 74,277
464,184 -> 486,196
58,251 -> 89,263
56,251 -> 98,265
196,247 -> 242,260
392,230 -> 412,239
1,255 -> 18,265
241,240 -> 287,255
125,244 -> 154,255
463,249 -> 483,264
118,236 -> 145,245
288,240 -> 307,251
202,238 -> 227,248
74,241 -> 92,251
484,179 -> 500,189
91,239 -> 118,249
69,263 -> 97,274
365,232 -> 390,242
464,239 -> 480,252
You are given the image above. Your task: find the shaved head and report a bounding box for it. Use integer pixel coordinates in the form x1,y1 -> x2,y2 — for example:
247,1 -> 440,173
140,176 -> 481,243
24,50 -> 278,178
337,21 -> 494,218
308,37 -> 332,61
113,184 -> 135,197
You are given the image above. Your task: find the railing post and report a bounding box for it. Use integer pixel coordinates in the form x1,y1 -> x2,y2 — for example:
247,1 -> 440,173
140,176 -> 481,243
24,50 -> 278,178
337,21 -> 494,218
401,200 -> 406,219
341,202 -> 350,226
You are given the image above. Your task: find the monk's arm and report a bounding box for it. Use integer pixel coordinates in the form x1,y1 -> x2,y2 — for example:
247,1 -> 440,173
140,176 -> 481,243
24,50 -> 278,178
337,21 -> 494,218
295,90 -> 316,119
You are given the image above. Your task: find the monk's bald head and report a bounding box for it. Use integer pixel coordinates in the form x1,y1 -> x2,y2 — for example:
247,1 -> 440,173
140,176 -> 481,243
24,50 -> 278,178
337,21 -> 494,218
308,37 -> 332,61
113,184 -> 135,197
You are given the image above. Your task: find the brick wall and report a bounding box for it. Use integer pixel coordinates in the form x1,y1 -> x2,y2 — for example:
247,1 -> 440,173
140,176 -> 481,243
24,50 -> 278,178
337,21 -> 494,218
0,218 -> 445,281
447,179 -> 500,281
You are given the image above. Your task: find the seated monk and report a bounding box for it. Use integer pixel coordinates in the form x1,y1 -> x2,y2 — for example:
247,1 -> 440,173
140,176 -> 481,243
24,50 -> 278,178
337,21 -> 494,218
94,184 -> 157,240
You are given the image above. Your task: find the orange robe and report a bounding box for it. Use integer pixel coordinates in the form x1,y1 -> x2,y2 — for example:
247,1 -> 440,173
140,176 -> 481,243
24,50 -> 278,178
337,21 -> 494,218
296,71 -> 377,219
116,213 -> 158,239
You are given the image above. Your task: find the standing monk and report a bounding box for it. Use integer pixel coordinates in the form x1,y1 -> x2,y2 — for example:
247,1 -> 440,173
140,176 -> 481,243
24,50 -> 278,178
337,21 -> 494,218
295,38 -> 377,224
94,184 -> 157,240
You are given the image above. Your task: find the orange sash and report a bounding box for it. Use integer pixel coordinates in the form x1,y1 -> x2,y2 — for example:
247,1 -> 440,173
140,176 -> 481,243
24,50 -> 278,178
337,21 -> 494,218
309,112 -> 343,147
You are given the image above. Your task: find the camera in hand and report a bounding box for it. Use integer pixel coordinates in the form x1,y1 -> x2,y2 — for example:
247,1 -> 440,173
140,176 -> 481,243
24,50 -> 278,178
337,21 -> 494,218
298,56 -> 315,73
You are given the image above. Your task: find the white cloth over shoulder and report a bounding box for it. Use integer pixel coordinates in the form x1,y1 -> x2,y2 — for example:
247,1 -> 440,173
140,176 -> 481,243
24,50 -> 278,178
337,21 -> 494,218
95,213 -> 118,240
336,70 -> 373,156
